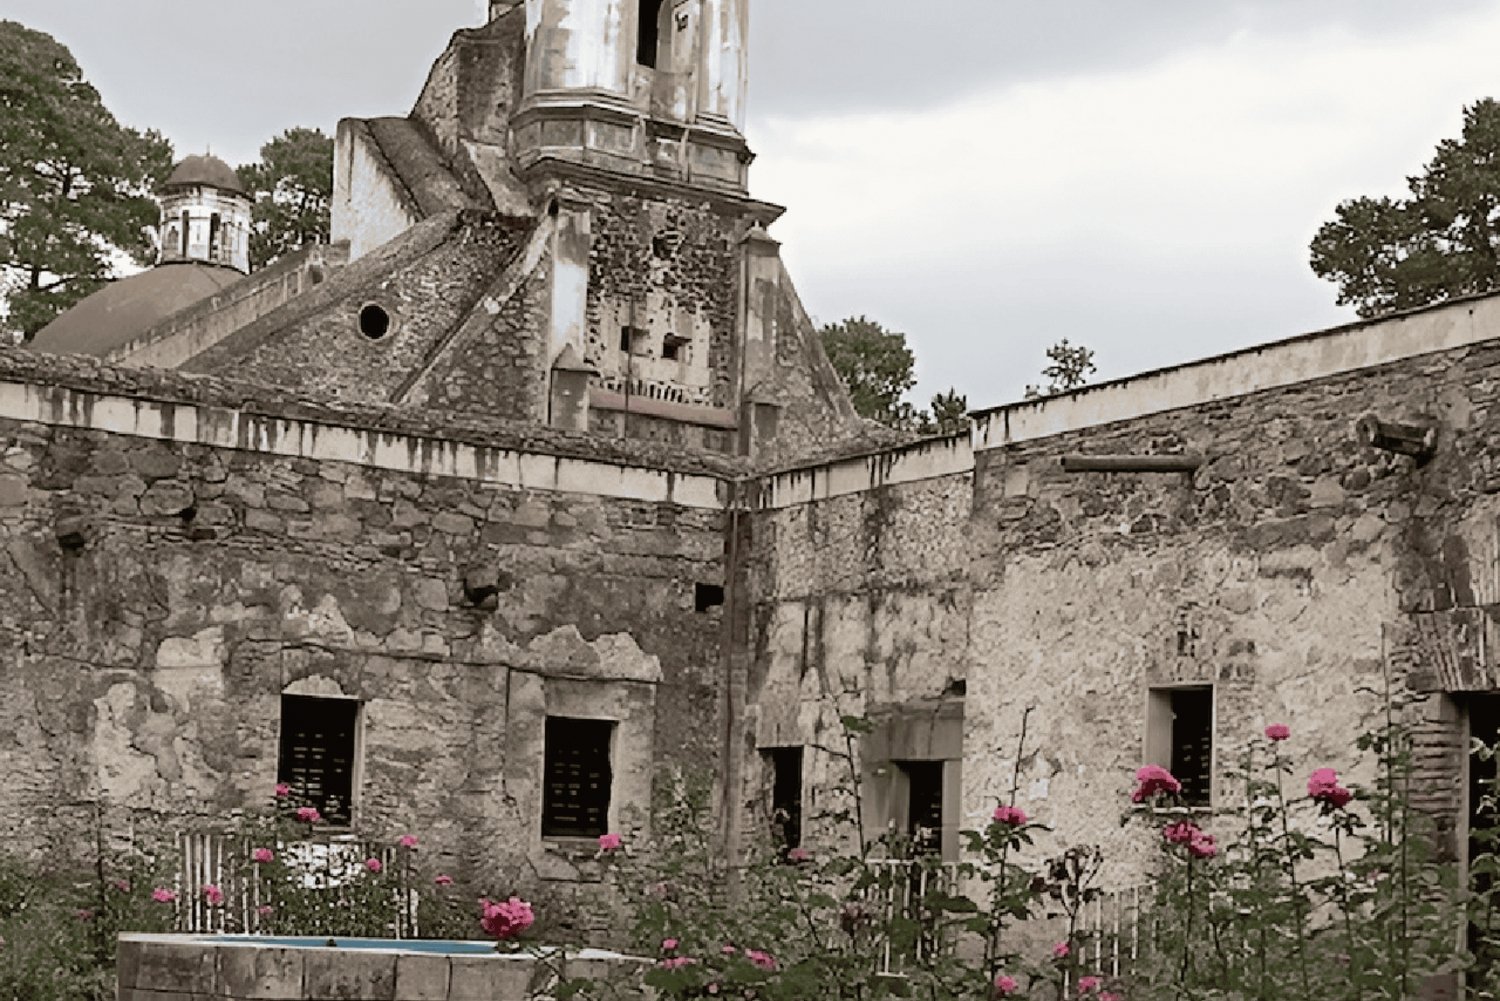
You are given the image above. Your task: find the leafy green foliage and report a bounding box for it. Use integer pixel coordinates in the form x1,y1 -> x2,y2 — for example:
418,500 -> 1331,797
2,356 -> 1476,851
818,316 -> 968,434
237,128 -> 333,269
1311,99 -> 1500,318
1024,339 -> 1097,399
0,20 -> 173,340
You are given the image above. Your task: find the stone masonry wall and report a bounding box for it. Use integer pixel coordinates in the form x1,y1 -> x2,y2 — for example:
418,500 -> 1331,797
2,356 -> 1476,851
741,313 -> 1500,886
0,399 -> 728,914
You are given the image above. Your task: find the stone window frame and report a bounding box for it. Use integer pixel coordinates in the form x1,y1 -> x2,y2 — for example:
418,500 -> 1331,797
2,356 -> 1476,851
861,699 -> 964,863
1145,684 -> 1215,809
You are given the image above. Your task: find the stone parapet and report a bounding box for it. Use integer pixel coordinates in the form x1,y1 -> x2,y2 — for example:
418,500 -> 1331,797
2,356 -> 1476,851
116,935 -> 650,1000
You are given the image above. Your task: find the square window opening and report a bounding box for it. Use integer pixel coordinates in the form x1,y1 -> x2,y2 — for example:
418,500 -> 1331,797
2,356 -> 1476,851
763,747 -> 803,850
1148,685 -> 1213,807
694,583 -> 724,613
277,694 -> 360,827
542,717 -> 615,838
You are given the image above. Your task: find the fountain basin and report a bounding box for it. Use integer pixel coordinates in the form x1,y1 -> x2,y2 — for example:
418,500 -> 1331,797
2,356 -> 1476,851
117,933 -> 650,1000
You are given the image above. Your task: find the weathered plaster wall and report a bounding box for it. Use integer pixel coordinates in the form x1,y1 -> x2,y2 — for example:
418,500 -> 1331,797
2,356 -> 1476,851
332,120 -> 424,263
740,294 -> 1500,886
0,358 -> 729,908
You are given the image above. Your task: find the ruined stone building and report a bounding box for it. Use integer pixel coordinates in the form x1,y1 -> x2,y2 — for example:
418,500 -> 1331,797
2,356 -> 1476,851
2,0 -> 1496,911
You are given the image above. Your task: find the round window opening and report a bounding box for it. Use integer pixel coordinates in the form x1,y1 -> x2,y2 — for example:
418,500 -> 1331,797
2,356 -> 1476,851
359,304 -> 392,340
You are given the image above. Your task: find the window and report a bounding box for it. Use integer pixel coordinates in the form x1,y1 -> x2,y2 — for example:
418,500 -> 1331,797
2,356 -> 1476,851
637,0 -> 664,67
277,695 -> 360,827
620,325 -> 649,354
1147,686 -> 1213,807
694,583 -> 724,612
663,334 -> 690,362
542,717 -> 615,838
897,760 -> 945,855
763,747 -> 803,849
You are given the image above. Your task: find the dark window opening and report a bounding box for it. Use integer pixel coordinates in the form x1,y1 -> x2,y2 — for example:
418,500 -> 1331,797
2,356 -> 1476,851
1469,695 -> 1500,969
1168,687 -> 1213,807
652,233 -> 676,259
694,583 -> 725,612
209,212 -> 222,261
542,717 -> 615,838
898,760 -> 944,855
277,695 -> 359,827
637,0 -> 664,67
180,210 -> 190,257
359,304 -> 392,340
620,325 -> 648,354
764,747 -> 803,850
663,334 -> 690,362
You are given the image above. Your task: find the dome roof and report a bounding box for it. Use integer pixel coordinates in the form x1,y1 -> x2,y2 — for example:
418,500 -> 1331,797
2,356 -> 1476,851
28,263 -> 245,358
163,154 -> 246,195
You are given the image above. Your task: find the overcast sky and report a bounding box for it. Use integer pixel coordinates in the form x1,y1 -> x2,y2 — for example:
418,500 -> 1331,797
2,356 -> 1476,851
4,1 -> 1499,409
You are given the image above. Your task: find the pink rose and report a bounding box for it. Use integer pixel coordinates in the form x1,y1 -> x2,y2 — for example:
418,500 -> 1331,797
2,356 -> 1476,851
434,874 -> 454,886
659,956 -> 698,970
1131,765 -> 1182,803
1078,974 -> 1103,993
1187,832 -> 1218,859
661,938 -> 679,952
1264,723 -> 1290,742
251,847 -> 274,864
478,897 -> 535,941
745,949 -> 777,971
295,806 -> 321,824
75,908 -> 95,921
202,884 -> 224,906
364,858 -> 383,874
1162,820 -> 1200,845
993,973 -> 1019,996
1308,768 -> 1353,810
398,835 -> 418,849
257,904 -> 274,918
721,944 -> 738,955
274,783 -> 292,798
787,846 -> 812,863
992,804 -> 1028,826
1052,941 -> 1071,959
111,879 -> 131,893
598,832 -> 622,852
151,887 -> 177,903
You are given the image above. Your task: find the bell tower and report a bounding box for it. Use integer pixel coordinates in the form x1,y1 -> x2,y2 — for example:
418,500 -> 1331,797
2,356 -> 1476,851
511,0 -> 752,193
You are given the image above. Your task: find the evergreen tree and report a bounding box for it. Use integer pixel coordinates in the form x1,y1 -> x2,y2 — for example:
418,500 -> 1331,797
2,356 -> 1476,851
0,20 -> 172,341
1311,98 -> 1500,318
238,128 -> 334,269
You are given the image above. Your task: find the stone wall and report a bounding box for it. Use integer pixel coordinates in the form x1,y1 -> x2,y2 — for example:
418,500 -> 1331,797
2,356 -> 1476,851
186,213 -> 534,410
0,357 -> 730,908
112,244 -> 350,371
738,293 -> 1500,885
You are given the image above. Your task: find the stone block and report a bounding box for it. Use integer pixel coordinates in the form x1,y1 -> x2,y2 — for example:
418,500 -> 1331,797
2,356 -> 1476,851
130,938 -> 219,994
140,481 -> 196,517
447,955 -> 537,1000
217,943 -> 306,999
0,475 -> 25,508
303,948 -> 398,1000
393,953 -> 450,1000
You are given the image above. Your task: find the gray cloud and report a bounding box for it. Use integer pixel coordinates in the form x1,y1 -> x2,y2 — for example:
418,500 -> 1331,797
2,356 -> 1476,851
748,0 -> 1496,115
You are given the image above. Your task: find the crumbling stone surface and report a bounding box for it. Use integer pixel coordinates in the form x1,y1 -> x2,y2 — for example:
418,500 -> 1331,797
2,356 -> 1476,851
184,211 -> 532,408
739,335 -> 1500,884
0,413 -> 727,892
